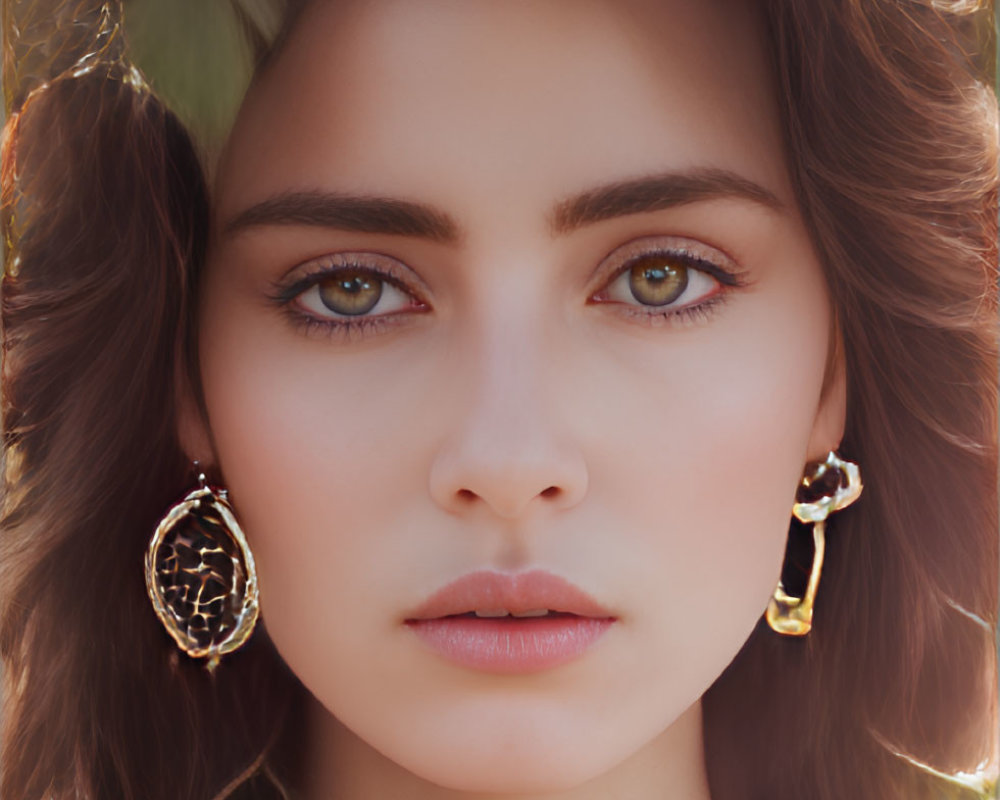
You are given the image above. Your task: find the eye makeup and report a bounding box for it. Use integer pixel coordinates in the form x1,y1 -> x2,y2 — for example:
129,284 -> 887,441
264,236 -> 750,343
587,235 -> 748,330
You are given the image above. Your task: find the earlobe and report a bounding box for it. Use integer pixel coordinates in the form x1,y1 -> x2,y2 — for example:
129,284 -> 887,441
805,323 -> 848,461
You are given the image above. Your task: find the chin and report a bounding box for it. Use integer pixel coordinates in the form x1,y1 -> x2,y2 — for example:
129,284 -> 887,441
393,747 -> 609,795
363,713 -> 637,794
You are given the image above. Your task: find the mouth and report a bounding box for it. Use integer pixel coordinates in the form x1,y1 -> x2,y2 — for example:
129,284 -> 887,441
403,568 -> 617,622
403,570 -> 617,674
441,610 -> 582,619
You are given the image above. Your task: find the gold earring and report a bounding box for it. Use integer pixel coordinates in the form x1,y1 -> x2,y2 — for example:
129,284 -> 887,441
144,465 -> 260,669
766,451 -> 862,636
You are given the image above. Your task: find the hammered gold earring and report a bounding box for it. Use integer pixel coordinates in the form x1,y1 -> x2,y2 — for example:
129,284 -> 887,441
144,465 -> 259,669
766,451 -> 862,636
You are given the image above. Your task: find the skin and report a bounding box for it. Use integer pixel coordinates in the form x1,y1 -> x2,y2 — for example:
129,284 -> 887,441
180,0 -> 846,797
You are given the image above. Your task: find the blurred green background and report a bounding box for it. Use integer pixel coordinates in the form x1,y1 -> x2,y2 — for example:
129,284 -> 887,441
123,0 -> 253,160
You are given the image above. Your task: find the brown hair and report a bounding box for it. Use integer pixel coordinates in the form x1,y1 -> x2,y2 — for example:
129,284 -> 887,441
1,1 -> 996,798
704,3 -> 998,798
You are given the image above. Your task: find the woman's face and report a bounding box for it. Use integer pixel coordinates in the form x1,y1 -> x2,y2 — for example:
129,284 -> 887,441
188,0 -> 844,793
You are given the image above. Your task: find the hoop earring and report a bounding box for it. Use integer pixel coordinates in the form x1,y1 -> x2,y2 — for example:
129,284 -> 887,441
766,451 -> 862,636
144,465 -> 260,669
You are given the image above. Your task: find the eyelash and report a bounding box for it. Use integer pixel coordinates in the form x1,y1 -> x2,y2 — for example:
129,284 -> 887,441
268,247 -> 746,342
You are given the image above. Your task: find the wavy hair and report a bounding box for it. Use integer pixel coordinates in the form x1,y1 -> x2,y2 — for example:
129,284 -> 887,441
1,1 -> 996,798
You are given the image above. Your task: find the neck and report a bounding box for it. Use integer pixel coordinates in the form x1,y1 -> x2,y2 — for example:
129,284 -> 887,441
297,696 -> 713,800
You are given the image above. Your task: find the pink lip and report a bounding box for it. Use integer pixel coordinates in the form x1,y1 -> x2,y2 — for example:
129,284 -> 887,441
404,570 -> 617,674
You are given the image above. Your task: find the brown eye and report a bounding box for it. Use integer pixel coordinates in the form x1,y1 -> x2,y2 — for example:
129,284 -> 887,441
277,253 -> 431,340
317,269 -> 384,316
294,265 -> 417,322
625,255 -> 689,307
597,246 -> 726,317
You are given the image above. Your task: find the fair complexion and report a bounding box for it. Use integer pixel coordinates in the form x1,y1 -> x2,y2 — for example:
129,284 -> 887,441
181,0 -> 846,797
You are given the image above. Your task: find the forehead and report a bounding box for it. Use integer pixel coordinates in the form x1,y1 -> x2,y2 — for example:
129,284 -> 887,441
215,0 -> 788,227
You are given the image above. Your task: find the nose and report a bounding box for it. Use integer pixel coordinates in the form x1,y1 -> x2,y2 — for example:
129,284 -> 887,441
428,315 -> 588,521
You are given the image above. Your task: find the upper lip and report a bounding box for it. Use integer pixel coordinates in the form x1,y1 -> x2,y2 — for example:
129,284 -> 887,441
404,569 -> 616,620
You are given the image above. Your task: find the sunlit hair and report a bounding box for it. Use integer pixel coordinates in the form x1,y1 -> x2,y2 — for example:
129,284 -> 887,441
1,1 -> 996,798
704,3 -> 998,798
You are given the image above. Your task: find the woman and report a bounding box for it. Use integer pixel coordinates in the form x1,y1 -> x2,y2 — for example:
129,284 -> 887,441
1,0 -> 996,798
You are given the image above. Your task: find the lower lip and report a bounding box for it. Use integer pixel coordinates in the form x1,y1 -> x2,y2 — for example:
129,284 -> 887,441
405,614 -> 615,673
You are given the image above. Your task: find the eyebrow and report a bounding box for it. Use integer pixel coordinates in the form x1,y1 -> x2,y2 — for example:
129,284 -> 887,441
223,190 -> 460,242
550,168 -> 783,233
223,168 -> 782,242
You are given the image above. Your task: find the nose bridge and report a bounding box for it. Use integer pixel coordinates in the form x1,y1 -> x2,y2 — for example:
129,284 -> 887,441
457,265 -> 556,433
428,294 -> 588,521
473,303 -> 543,420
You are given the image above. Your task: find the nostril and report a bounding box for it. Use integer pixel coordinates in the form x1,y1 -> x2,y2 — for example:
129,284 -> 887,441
457,489 -> 477,502
541,486 -> 560,498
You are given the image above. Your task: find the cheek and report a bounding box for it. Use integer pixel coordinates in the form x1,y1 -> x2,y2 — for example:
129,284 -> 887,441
619,285 -> 829,678
197,310 -> 420,663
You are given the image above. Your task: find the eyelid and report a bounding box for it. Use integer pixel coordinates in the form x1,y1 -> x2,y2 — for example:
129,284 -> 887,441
273,237 -> 743,306
271,251 -> 431,307
268,235 -> 748,339
589,235 -> 747,293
